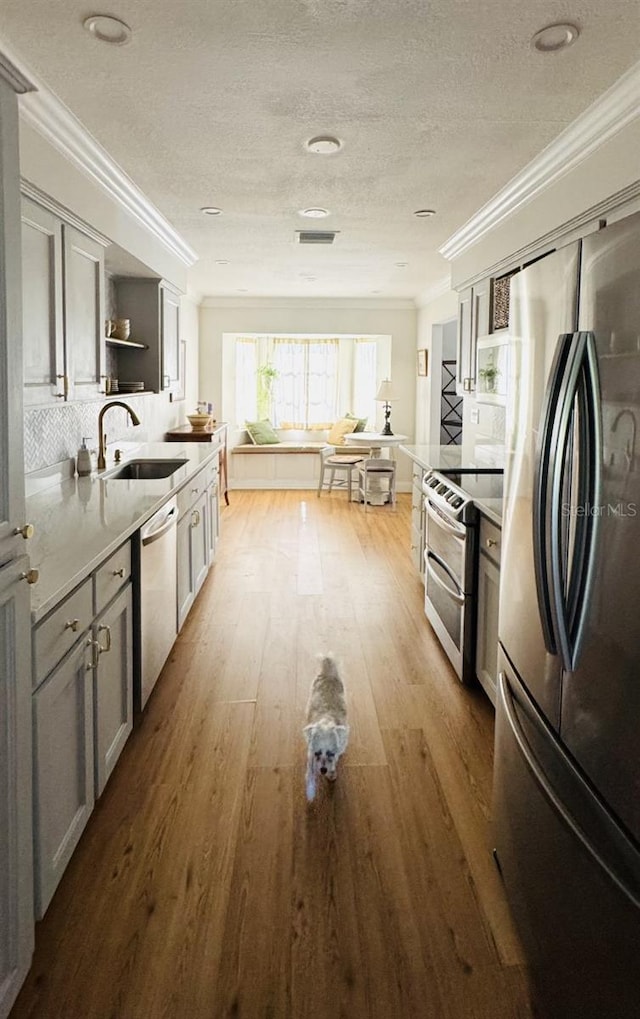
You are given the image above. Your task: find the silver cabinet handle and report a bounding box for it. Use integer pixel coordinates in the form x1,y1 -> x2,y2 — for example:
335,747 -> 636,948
13,523 -> 35,539
191,509 -> 200,527
486,538 -> 498,549
64,618 -> 80,632
97,624 -> 112,654
112,567 -> 125,578
20,568 -> 39,585
86,637 -> 99,671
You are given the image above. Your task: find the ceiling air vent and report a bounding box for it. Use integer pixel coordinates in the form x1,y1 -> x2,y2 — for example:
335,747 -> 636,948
296,230 -> 338,244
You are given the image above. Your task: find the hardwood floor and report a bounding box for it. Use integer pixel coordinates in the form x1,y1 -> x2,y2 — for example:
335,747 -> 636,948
11,490 -> 537,1019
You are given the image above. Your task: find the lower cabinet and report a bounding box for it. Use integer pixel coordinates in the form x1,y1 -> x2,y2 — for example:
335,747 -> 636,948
475,515 -> 501,705
177,455 -> 219,631
32,546 -> 133,918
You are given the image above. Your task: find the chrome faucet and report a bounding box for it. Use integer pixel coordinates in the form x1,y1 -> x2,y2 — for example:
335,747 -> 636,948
97,401 -> 141,470
612,407 -> 637,470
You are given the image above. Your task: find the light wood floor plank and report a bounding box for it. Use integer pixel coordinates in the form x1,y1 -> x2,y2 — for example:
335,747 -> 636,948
10,490 -> 535,1019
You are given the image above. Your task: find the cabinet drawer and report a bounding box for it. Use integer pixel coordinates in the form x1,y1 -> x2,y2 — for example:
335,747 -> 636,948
93,541 -> 131,615
177,467 -> 208,518
480,516 -> 502,567
203,454 -> 219,489
33,577 -> 92,689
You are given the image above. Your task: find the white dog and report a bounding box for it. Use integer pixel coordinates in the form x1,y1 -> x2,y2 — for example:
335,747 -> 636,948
304,654 -> 349,801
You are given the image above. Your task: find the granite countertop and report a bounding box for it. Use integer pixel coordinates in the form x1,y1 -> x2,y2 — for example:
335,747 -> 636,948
26,440 -> 221,623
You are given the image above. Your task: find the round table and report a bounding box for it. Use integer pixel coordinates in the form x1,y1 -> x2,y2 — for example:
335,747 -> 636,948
345,433 -> 408,503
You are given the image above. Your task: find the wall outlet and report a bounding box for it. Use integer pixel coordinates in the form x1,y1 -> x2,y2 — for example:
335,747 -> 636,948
470,406 -> 480,425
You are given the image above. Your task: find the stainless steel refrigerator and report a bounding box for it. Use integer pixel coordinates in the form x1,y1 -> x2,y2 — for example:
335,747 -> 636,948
493,210 -> 640,1018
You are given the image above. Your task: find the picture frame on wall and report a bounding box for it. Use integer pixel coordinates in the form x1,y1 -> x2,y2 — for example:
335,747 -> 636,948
417,348 -> 429,376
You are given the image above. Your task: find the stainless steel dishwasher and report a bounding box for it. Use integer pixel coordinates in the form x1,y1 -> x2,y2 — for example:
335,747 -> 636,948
137,497 -> 178,711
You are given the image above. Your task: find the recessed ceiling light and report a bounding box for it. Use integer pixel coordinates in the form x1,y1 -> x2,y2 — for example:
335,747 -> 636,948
200,207 -> 222,216
237,288 -> 248,293
371,290 -> 381,294
395,261 -> 408,267
306,135 -> 342,154
532,22 -> 580,52
83,15 -> 132,45
299,207 -> 330,218
215,259 -> 229,265
414,209 -> 436,218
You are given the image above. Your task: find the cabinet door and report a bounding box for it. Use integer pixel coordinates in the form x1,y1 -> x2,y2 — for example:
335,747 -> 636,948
206,477 -> 220,565
476,551 -> 500,706
191,491 -> 209,595
93,585 -> 133,797
161,286 -> 180,394
177,511 -> 195,631
0,557 -> 34,1013
63,224 -> 105,401
33,637 -> 94,918
456,277 -> 492,395
21,198 -> 65,407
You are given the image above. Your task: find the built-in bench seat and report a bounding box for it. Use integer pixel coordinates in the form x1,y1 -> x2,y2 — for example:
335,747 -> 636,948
229,429 -> 370,489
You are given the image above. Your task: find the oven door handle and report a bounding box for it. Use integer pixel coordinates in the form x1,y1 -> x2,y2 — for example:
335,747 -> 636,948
425,552 -> 465,605
424,499 -> 466,540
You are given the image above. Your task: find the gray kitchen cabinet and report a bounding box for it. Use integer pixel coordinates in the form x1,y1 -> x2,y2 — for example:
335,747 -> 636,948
21,197 -> 65,407
177,467 -> 211,631
161,285 -> 181,394
33,634 -> 94,919
0,69 -> 35,1019
410,462 -> 426,580
32,545 -> 133,917
456,276 -> 492,396
207,468 -> 220,565
20,195 -> 106,405
92,585 -> 133,797
112,277 -> 182,395
475,515 -> 501,706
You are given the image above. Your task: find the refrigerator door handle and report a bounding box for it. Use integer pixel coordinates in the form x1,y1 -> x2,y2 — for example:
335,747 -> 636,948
533,332 -> 574,655
498,670 -> 640,910
568,332 -> 602,670
549,331 -> 602,672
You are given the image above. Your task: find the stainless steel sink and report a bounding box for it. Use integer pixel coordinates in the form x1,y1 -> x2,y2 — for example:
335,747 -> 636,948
102,458 -> 187,480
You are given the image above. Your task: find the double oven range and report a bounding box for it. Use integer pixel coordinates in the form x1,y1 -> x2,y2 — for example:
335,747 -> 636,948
422,469 -> 501,685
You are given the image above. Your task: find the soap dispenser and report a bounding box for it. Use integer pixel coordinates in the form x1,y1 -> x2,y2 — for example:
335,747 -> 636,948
76,438 -> 92,477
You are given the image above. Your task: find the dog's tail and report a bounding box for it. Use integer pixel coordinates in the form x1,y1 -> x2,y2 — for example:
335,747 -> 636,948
319,653 -> 339,679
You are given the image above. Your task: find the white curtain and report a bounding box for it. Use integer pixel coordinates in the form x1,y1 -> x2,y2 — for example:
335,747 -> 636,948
235,338 -> 257,424
353,339 -> 377,427
272,338 -> 339,428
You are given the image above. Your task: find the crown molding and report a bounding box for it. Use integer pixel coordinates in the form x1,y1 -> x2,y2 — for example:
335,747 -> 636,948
439,59 -> 640,262
0,37 -> 198,268
21,179 -> 111,247
200,295 -> 417,310
0,50 -> 36,93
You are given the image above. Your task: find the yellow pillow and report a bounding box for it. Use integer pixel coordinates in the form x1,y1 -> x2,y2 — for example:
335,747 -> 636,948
327,417 -> 358,446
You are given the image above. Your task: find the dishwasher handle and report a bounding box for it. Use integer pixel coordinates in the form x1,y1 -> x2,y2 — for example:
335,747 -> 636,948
141,503 -> 178,546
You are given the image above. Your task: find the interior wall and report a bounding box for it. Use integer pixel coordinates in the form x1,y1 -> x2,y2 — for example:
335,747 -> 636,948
199,298 -> 417,483
415,290 -> 458,444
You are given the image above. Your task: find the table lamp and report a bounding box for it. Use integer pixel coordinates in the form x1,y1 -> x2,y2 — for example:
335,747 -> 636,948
376,379 -> 397,435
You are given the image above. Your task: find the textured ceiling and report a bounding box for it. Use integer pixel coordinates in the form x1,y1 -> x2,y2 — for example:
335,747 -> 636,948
1,0 -> 639,299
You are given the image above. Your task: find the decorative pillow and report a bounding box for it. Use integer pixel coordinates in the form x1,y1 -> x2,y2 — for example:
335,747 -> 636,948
245,419 -> 280,445
327,417 -> 358,446
345,412 -> 368,432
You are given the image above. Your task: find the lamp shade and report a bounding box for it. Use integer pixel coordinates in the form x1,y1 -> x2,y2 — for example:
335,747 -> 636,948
375,379 -> 397,402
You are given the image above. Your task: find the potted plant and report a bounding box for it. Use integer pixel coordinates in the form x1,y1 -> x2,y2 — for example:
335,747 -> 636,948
478,355 -> 500,393
256,362 -> 279,418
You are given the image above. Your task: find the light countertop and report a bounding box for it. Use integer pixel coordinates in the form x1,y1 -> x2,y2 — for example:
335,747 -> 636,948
399,443 -> 505,473
26,441 -> 221,623
401,444 -> 504,525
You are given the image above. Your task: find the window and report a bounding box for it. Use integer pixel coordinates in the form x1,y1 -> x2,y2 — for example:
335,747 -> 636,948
228,333 -> 387,429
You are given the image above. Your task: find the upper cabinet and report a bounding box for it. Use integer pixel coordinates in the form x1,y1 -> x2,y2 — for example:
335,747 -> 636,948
456,276 -> 492,396
112,277 -> 182,396
21,195 -> 106,406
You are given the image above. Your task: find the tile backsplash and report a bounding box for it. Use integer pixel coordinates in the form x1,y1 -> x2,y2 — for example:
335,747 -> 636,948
24,392 -> 184,473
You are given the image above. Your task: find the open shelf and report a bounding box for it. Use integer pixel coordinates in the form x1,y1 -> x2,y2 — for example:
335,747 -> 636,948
105,336 -> 148,350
